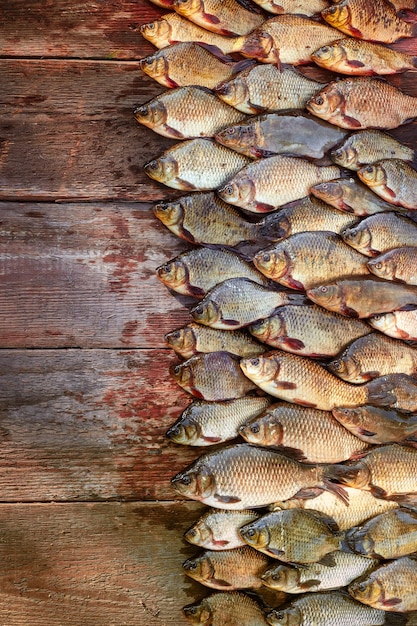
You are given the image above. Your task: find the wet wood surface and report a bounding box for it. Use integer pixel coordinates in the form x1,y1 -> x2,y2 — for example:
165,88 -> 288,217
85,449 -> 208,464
2,0 -> 417,623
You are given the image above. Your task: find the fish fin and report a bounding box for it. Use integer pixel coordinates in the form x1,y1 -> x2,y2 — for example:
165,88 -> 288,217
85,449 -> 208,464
202,11 -> 221,24
358,428 -> 377,437
231,58 -> 257,76
299,579 -> 321,590
285,293 -> 309,306
348,25 -> 363,38
212,539 -> 230,547
383,598 -> 402,608
361,370 -> 381,381
180,226 -> 197,244
292,487 -> 325,500
347,59 -> 365,68
236,0 -> 263,14
203,435 -> 222,443
323,480 -> 350,505
251,148 -> 277,158
175,177 -> 198,191
221,319 -> 241,326
281,337 -> 305,352
340,304 -> 359,317
187,285 -> 207,297
293,399 -> 317,408
384,185 -> 397,199
385,491 -> 417,504
274,47 -> 282,72
214,493 -> 241,504
247,101 -> 268,114
276,446 -> 308,462
342,115 -> 362,129
398,304 -> 417,312
317,553 -> 337,567
255,201 -> 276,212
268,548 -> 285,557
198,43 -> 230,58
285,277 -> 305,291
367,380 -> 396,407
210,577 -> 233,587
305,510 -> 340,532
274,381 -> 297,390
166,76 -> 180,89
370,484 -> 388,498
163,125 -> 185,139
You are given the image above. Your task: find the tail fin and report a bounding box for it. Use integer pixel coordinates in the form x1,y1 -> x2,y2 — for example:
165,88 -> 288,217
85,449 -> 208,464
322,479 -> 350,505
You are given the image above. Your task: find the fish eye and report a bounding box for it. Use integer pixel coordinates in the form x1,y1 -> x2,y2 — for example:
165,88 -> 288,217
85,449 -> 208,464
357,583 -> 367,592
246,528 -> 256,537
187,529 -> 196,537
365,166 -> 373,173
250,424 -> 260,434
328,5 -> 337,13
148,160 -> 159,170
262,253 -> 270,263
187,560 -> 197,570
172,330 -> 181,339
168,425 -> 181,436
145,57 -> 154,65
274,612 -> 285,620
181,474 -> 192,485
188,607 -> 197,615
148,22 -> 155,29
315,96 -> 324,106
272,573 -> 280,581
135,105 -> 148,116
174,365 -> 181,375
226,128 -> 236,136
321,46 -> 329,53
374,262 -> 383,270
332,360 -> 342,370
194,305 -> 204,315
250,358 -> 260,367
333,149 -> 342,159
373,315 -> 382,320
319,286 -> 328,293
223,184 -> 234,195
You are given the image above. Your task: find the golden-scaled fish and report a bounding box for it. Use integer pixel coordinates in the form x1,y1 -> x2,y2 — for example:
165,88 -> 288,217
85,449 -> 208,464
331,130 -> 415,171
239,15 -> 343,65
306,277 -> 417,318
134,86 -> 246,139
328,333 -> 417,383
312,38 -> 417,75
239,402 -> 370,463
166,396 -> 272,445
366,373 -> 417,414
240,509 -> 341,564
173,0 -> 264,36
144,138 -> 251,191
348,556 -> 417,612
341,213 -> 417,257
184,509 -> 261,550
307,78 -> 417,130
240,351 -> 370,410
253,231 -> 369,291
262,551 -> 378,593
368,247 -> 417,286
140,13 -> 244,55
346,508 -> 417,560
369,310 -> 417,341
171,443 -> 347,509
156,247 -> 268,298
170,351 -> 258,400
165,323 -> 266,359
358,159 -> 417,209
266,591 -> 403,626
217,157 -> 340,213
249,304 -> 371,358
251,0 -> 329,16
271,487 -> 399,531
311,177 -> 399,216
183,591 -> 270,626
215,112 -> 348,160
139,42 -> 255,89
182,546 -> 269,590
321,0 -> 415,43
332,405 -> 417,445
216,64 -> 326,115
191,277 -> 306,329
324,444 -> 417,502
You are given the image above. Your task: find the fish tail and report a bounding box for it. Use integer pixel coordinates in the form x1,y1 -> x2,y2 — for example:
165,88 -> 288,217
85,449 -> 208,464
384,613 -> 408,626
322,479 -> 350,505
231,58 -> 257,75
286,293 -> 309,305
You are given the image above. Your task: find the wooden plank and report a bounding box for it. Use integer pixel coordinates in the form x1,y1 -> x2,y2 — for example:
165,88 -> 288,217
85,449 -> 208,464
0,201 -> 193,348
0,0 -> 161,59
0,348 -> 204,502
0,501 -> 205,625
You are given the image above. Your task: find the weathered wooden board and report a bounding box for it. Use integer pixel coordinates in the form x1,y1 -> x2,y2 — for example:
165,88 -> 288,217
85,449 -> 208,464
0,501 -> 205,625
0,201 -> 194,348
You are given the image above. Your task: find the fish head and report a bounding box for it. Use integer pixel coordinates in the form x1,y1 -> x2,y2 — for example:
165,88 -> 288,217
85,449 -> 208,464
348,576 -> 384,607
239,519 -> 270,550
332,406 -> 366,430
166,415 -> 202,445
183,599 -> 211,625
218,176 -> 256,208
357,164 -> 386,189
262,564 -> 300,592
240,410 -> 283,446
368,313 -> 394,334
306,85 -> 345,123
174,0 -> 203,18
367,257 -> 396,281
254,247 -> 288,281
215,124 -> 255,151
216,78 -> 249,111
165,326 -> 196,357
341,224 -> 371,253
240,30 -> 274,61
240,355 -> 279,385
262,212 -> 291,242
153,199 -> 184,228
133,99 -> 167,130
172,461 -> 217,500
249,316 -> 284,344
328,356 -> 361,383
183,553 -> 215,584
156,259 -> 188,290
325,459 -> 371,490
144,155 -> 178,184
191,299 -> 222,326
170,360 -> 194,390
311,181 -> 343,205
267,607 -> 302,626
345,527 -> 375,557
311,42 -> 346,70
140,18 -> 171,47
321,1 -> 351,30
139,51 -> 168,83
331,142 -> 358,170
306,283 -> 343,313
184,519 -> 212,547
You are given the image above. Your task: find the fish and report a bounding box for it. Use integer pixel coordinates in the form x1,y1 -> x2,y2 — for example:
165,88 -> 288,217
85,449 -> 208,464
239,402 -> 370,463
307,77 -> 417,130
134,86 -> 246,139
238,15 -> 343,66
358,159 -> 417,209
331,130 -> 416,171
183,591 -> 271,626
216,64 -> 326,115
249,303 -> 372,358
153,192 -> 260,247
215,112 -> 348,161
184,509 -> 261,550
251,0 -> 330,16
366,373 -> 417,414
166,396 -> 272,445
369,310 -> 417,341
306,277 -> 417,318
311,177 -> 401,216
144,138 -> 251,191
324,444 -> 417,503
217,156 -> 340,213
139,42 -> 255,90
191,277 -> 306,330
346,508 -> 417,560
368,248 -> 417,286
253,231 -> 369,291
171,442 -> 347,509
270,487 -> 399,530
140,13 -> 245,55
266,591 -> 405,625
312,38 -> 417,75
240,509 -> 341,564
148,0 -> 175,6
321,0 -> 415,43
173,0 -> 264,37
348,556 -> 417,612
332,405 -> 417,445
165,323 -> 266,359
182,546 -> 269,590
328,333 -> 417,383
170,351 -> 258,401
341,213 -> 417,257
240,350 -> 370,411
262,551 -> 379,593
155,247 -> 268,298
